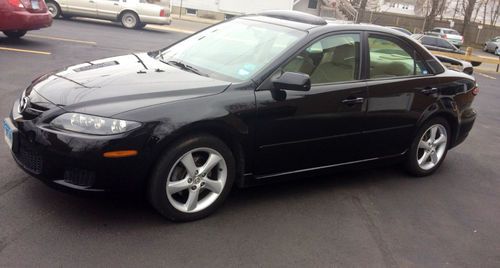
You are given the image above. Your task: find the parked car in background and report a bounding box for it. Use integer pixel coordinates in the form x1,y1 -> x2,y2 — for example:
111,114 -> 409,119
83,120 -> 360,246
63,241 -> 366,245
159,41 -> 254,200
387,26 -> 412,36
45,0 -> 171,29
4,11 -> 478,221
411,34 -> 481,67
483,36 -> 500,54
0,0 -> 52,38
426,27 -> 464,48
411,34 -> 464,54
435,55 -> 473,75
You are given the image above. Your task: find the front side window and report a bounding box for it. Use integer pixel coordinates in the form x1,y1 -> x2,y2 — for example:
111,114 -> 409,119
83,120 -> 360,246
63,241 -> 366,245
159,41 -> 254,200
368,35 -> 428,78
283,34 -> 360,84
158,19 -> 306,81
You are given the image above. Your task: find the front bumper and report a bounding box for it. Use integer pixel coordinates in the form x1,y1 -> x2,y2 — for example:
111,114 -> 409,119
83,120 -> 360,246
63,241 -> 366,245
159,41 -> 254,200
0,10 -> 52,31
7,103 -> 154,192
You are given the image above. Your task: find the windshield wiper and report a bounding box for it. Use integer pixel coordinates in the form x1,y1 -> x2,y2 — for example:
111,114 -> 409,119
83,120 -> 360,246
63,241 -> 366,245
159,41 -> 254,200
162,60 -> 209,77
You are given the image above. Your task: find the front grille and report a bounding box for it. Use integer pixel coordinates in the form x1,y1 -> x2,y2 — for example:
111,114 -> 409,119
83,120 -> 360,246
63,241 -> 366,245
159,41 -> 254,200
64,168 -> 96,187
21,102 -> 50,120
16,145 -> 43,174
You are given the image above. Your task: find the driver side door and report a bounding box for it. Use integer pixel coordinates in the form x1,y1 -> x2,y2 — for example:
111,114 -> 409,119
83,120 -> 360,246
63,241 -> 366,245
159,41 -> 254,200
254,33 -> 369,177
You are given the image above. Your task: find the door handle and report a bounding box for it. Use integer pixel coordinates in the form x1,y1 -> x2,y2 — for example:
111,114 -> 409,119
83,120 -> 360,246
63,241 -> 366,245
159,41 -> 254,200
113,2 -> 118,5
89,0 -> 94,2
341,97 -> 364,105
420,87 -> 438,95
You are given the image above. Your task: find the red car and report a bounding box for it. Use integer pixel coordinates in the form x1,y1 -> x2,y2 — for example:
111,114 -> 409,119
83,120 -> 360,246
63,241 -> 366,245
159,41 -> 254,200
0,0 -> 52,38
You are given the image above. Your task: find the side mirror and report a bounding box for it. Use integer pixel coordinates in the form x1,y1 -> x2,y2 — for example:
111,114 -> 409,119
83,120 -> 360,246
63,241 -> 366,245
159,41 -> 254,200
272,72 -> 311,92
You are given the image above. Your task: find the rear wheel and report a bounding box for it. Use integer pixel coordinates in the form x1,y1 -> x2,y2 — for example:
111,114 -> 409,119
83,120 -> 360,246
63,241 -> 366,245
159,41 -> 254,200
3,30 -> 27,39
406,118 -> 450,176
120,11 -> 139,29
46,1 -> 61,18
148,135 -> 235,221
483,44 -> 488,52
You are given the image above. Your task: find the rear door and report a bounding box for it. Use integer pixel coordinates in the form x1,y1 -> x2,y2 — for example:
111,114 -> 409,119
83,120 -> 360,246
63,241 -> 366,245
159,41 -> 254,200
254,33 -> 368,176
364,33 -> 441,157
96,0 -> 122,19
68,0 -> 97,17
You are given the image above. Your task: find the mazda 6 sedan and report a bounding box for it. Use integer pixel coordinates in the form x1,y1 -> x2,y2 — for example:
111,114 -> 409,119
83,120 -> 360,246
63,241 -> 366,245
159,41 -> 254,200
3,11 -> 477,221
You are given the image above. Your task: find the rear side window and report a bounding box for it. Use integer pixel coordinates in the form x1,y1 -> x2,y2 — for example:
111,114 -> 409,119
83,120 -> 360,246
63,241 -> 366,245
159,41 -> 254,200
443,29 -> 460,35
368,35 -> 429,79
283,33 -> 361,84
421,36 -> 437,46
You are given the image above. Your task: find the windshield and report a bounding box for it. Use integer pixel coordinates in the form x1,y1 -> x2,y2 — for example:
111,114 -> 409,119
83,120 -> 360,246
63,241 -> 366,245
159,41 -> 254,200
157,18 -> 306,81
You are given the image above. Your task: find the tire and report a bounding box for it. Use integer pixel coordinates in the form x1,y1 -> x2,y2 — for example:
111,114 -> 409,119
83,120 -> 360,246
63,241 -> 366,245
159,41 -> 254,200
120,11 -> 140,29
148,135 -> 235,221
46,1 -> 61,18
3,30 -> 27,39
405,117 -> 450,177
483,44 -> 488,52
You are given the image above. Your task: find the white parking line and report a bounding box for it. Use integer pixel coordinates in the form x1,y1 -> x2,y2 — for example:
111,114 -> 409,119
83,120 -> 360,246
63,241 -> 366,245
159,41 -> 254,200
476,72 -> 497,80
27,34 -> 97,45
0,46 -> 51,55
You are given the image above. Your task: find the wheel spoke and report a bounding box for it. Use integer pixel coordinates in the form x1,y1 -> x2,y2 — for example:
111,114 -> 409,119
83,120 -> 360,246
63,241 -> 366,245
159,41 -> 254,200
167,178 -> 190,194
419,140 -> 431,150
185,188 -> 200,212
430,152 -> 438,164
180,152 -> 197,177
434,135 -> 446,146
430,126 -> 438,141
203,179 -> 223,194
199,153 -> 222,175
418,150 -> 430,165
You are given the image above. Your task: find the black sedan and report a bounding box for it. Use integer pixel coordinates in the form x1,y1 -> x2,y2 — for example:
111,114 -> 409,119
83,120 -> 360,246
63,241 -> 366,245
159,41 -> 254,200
411,34 -> 481,67
3,11 -> 477,221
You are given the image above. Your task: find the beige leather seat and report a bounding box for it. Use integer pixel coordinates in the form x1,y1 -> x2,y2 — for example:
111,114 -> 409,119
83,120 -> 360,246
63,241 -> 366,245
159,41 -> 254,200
310,44 -> 357,84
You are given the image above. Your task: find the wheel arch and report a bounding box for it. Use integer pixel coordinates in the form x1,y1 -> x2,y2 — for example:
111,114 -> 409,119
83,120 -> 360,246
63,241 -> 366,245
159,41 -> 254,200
148,120 -> 249,188
415,103 -> 459,148
118,9 -> 140,22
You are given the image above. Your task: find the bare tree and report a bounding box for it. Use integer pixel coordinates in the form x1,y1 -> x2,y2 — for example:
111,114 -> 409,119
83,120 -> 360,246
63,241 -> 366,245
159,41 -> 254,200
461,0 -> 477,40
356,0 -> 368,23
424,0 -> 445,31
489,0 -> 500,25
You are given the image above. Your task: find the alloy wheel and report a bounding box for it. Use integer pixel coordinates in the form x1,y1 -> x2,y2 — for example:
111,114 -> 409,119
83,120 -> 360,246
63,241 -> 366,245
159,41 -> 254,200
417,124 -> 447,170
166,148 -> 227,213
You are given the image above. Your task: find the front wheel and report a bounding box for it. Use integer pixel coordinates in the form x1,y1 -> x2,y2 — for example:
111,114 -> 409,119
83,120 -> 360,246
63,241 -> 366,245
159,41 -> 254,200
148,135 -> 235,221
406,118 -> 450,176
3,30 -> 27,39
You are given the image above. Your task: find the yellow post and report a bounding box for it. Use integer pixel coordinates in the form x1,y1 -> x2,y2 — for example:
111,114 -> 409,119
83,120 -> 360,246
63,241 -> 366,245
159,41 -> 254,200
466,47 -> 473,56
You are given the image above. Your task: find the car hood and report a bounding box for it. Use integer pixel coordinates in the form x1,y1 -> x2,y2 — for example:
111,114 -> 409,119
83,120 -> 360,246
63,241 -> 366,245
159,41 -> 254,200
28,53 -> 231,117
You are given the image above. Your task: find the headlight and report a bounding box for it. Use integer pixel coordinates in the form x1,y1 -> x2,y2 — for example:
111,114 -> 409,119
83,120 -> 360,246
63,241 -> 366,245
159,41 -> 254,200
50,113 -> 141,135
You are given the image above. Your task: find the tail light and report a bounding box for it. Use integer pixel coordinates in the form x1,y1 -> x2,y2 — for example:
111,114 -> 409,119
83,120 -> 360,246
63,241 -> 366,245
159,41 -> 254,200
160,9 -> 166,17
7,0 -> 24,8
442,34 -> 447,39
472,86 -> 479,95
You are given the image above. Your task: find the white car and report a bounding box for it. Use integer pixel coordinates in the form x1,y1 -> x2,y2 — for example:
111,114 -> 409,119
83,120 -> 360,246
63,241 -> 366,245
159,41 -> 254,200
46,0 -> 171,29
427,27 -> 464,48
483,36 -> 500,54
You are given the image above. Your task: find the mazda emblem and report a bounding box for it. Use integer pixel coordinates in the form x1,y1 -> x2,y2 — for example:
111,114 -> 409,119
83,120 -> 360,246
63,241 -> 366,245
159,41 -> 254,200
18,96 -> 30,114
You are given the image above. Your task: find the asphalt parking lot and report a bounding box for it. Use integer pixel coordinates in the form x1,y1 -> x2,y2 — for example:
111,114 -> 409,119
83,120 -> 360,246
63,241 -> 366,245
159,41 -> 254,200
1,19 -> 500,267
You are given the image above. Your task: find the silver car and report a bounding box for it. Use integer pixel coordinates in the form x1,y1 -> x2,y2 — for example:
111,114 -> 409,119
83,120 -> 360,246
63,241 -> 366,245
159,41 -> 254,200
483,36 -> 500,54
46,0 -> 171,29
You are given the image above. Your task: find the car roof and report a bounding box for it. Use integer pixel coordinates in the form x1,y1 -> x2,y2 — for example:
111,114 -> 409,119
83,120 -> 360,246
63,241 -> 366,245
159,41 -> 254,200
242,12 -> 409,37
